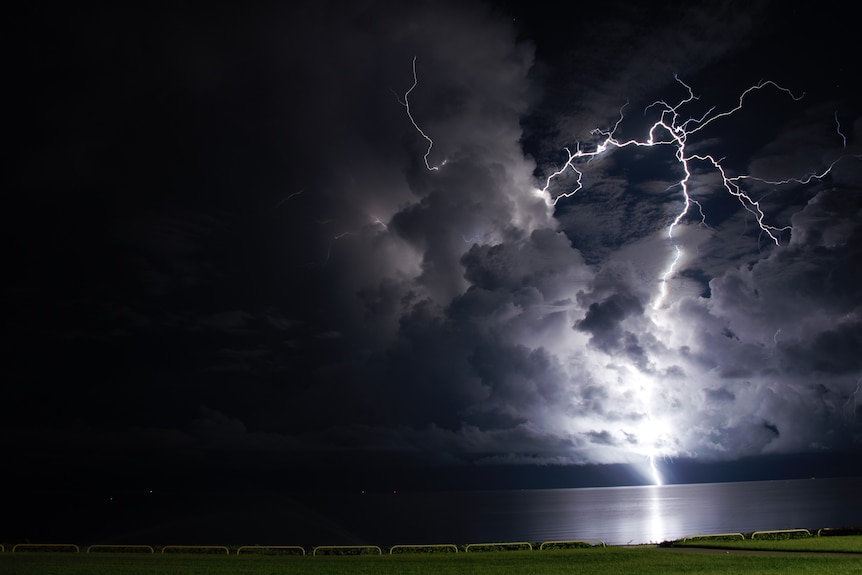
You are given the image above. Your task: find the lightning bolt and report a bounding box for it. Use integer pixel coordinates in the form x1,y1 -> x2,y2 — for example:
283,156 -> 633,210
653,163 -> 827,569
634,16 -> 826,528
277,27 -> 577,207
835,110 -> 847,148
845,376 -> 861,422
767,328 -> 782,358
541,76 -> 854,309
649,453 -> 663,487
318,230 -> 354,267
392,60 -> 859,485
396,56 -> 446,171
371,215 -> 389,231
316,216 -> 389,267
275,190 -> 303,208
537,77 -> 860,484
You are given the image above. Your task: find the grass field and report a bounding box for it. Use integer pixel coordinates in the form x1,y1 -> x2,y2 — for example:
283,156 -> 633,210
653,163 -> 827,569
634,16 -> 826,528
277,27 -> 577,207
674,534 -> 862,553
2,543 -> 861,575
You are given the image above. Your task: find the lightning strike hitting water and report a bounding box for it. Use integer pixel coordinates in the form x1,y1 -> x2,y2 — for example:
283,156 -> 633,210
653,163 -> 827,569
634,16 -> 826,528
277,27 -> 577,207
396,59 -> 857,486
649,454 -> 663,486
537,77 -> 859,485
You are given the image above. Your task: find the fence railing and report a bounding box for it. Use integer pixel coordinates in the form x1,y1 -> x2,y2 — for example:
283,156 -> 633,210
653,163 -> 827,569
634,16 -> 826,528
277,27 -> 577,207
465,542 -> 533,552
312,545 -> 382,556
539,539 -> 606,549
750,528 -> 811,539
390,544 -> 459,554
5,527 -> 852,554
236,545 -> 306,556
87,544 -> 155,553
681,532 -> 745,542
1,539 -> 604,554
161,545 -> 230,555
11,544 -> 79,553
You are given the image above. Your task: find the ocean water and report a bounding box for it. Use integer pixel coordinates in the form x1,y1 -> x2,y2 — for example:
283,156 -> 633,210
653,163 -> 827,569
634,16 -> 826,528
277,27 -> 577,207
312,476 -> 862,546
8,476 -> 862,546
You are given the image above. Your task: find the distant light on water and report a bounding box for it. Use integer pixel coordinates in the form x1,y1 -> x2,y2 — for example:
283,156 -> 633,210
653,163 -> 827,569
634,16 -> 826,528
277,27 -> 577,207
647,483 -> 666,544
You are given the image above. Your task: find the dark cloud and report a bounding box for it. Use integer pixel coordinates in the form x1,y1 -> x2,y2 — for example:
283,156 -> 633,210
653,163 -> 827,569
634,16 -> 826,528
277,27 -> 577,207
704,387 -> 736,403
575,292 -> 644,351
5,0 -> 861,488
586,430 -> 618,446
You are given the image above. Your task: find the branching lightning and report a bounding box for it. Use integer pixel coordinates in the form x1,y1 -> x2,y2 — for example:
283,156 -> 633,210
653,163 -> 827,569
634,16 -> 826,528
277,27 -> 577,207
396,56 -> 446,171
537,77 -> 859,485
541,76 -> 851,310
393,58 -> 859,486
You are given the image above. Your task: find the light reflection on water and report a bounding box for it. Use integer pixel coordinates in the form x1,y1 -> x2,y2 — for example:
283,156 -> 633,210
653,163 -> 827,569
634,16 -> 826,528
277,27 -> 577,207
345,477 -> 862,546
647,485 -> 665,544
56,476 -> 862,546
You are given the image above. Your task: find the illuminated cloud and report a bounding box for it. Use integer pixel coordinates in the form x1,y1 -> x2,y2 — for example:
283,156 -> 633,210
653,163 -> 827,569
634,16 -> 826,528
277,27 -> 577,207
6,0 -> 860,485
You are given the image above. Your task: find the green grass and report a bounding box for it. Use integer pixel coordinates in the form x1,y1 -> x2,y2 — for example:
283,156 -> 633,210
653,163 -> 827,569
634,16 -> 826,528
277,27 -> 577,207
1,545 -> 861,575
674,534 -> 862,553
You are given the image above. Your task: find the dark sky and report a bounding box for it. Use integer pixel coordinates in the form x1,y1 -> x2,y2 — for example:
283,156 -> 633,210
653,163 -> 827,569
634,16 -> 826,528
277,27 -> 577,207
6,0 -> 861,493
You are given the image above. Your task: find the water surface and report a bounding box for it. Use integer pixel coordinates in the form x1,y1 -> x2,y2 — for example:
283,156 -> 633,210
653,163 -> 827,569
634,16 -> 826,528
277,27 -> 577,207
8,476 -> 860,546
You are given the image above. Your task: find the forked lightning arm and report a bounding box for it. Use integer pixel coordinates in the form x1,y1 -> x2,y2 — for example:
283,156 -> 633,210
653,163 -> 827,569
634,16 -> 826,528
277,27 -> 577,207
540,76 -> 856,308
543,77 -> 819,243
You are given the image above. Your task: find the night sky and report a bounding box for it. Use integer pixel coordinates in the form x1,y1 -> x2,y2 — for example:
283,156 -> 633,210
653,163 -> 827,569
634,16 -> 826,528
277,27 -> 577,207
6,0 -> 861,496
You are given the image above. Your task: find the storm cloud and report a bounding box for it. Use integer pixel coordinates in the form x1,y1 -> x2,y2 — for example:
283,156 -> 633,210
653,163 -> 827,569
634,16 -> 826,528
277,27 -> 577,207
6,0 -> 861,486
